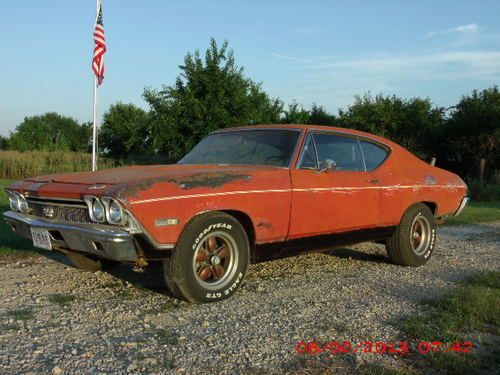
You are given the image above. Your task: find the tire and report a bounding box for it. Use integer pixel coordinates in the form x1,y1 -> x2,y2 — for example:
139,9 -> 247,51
162,253 -> 184,299
385,203 -> 436,267
162,211 -> 250,303
66,252 -> 120,272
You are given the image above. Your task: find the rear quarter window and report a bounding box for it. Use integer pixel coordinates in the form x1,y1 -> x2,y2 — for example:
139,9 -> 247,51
360,140 -> 389,171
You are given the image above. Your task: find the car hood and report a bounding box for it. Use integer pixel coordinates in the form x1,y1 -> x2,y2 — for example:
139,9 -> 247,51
25,164 -> 233,185
24,164 -> 282,185
12,164 -> 288,203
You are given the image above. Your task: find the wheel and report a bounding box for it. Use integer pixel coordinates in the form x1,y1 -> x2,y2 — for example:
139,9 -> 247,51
385,203 -> 436,267
66,252 -> 120,272
162,211 -> 250,303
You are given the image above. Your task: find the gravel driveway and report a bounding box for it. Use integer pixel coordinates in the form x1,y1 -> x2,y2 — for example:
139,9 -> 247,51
0,222 -> 499,374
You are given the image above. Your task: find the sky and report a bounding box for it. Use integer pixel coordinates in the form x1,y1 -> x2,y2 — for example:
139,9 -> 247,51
1,0 -> 499,136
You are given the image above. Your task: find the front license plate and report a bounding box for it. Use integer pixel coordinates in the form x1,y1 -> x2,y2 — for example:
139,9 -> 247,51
30,227 -> 52,250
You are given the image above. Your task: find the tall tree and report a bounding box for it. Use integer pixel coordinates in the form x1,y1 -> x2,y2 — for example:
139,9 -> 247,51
79,121 -> 93,153
443,86 -> 500,179
144,38 -> 283,159
100,102 -> 149,160
338,93 -> 444,158
308,104 -> 336,125
281,102 -> 310,124
9,113 -> 91,152
0,135 -> 8,150
281,102 -> 336,125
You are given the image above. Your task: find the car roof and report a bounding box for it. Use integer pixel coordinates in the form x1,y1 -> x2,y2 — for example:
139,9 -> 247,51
214,124 -> 395,149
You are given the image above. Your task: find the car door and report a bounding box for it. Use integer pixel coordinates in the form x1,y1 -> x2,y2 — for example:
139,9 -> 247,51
287,131 -> 381,240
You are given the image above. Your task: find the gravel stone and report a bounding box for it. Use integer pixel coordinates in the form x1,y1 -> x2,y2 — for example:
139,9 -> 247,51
0,222 -> 498,374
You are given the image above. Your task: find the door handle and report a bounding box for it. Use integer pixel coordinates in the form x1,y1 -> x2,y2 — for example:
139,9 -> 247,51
367,179 -> 380,184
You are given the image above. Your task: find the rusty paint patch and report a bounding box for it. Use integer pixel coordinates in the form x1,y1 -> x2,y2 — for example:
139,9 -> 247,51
257,222 -> 273,230
108,173 -> 252,200
177,173 -> 251,190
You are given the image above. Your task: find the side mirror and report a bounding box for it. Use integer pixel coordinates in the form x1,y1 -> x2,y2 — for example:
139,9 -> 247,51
317,159 -> 336,173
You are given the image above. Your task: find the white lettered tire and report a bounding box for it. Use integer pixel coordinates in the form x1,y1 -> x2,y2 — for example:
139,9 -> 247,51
385,203 -> 436,267
162,212 -> 250,303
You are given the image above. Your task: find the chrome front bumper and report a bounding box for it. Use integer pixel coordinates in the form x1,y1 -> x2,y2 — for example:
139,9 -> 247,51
454,196 -> 470,217
3,211 -> 138,262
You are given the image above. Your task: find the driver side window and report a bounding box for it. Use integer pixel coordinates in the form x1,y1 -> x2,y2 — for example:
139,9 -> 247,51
313,133 -> 364,171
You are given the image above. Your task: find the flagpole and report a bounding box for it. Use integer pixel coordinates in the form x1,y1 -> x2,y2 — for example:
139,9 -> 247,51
92,75 -> 98,171
92,0 -> 100,172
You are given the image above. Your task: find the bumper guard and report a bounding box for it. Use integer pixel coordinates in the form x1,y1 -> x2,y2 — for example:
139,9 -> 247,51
453,196 -> 470,217
3,211 -> 138,262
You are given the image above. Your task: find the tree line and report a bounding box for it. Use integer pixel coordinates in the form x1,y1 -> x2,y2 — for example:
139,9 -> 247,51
2,38 -> 499,181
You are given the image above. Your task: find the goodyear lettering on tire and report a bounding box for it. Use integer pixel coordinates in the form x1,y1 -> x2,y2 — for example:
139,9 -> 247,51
192,223 -> 233,250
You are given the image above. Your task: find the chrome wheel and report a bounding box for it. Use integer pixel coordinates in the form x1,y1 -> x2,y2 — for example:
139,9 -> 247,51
192,231 -> 238,290
410,215 -> 431,256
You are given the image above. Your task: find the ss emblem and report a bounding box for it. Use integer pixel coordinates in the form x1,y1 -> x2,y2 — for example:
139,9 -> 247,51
43,207 -> 55,218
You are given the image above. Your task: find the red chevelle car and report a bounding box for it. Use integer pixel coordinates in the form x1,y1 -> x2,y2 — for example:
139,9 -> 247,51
4,125 -> 468,303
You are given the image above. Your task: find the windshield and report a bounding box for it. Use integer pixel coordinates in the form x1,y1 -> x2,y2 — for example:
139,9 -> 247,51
178,129 -> 300,167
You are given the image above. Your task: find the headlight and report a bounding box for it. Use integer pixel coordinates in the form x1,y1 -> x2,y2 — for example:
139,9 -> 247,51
84,196 -> 128,225
92,199 -> 105,222
8,192 -> 19,211
84,196 -> 106,223
108,200 -> 123,224
102,197 -> 127,225
18,194 -> 29,213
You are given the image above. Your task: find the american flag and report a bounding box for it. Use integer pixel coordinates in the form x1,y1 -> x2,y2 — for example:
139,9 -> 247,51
92,1 -> 106,85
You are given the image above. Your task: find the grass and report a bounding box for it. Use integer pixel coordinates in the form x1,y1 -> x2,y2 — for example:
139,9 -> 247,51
0,323 -> 22,331
0,179 -> 42,257
155,329 -> 179,345
47,293 -> 75,307
5,307 -> 34,321
0,150 -> 116,180
0,307 -> 35,332
446,201 -> 500,225
398,271 -> 500,374
400,272 -> 499,341
133,352 -> 146,361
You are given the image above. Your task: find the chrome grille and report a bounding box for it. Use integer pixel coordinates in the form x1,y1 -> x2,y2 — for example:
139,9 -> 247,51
27,199 -> 91,224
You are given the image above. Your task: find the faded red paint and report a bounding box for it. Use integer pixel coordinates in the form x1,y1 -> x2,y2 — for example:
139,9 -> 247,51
6,125 -> 467,249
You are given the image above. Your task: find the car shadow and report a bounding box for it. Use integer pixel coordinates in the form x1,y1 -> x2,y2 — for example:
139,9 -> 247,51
322,247 -> 393,264
106,263 -> 169,295
40,250 -> 173,297
30,243 -> 391,299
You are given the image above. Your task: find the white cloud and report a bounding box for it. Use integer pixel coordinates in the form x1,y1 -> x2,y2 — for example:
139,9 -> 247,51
271,53 -> 311,63
425,23 -> 479,38
270,24 -> 498,112
451,24 -> 479,33
294,26 -> 329,35
268,49 -> 500,111
305,50 -> 500,78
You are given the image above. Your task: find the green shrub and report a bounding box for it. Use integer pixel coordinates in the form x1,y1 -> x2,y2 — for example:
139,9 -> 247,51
0,151 -> 117,180
464,178 -> 500,201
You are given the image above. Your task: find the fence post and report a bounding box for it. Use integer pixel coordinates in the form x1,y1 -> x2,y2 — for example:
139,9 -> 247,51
477,158 -> 486,200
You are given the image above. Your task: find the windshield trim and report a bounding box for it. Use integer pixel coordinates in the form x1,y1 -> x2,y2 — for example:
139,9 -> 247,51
211,127 -> 303,135
180,128 -> 304,169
